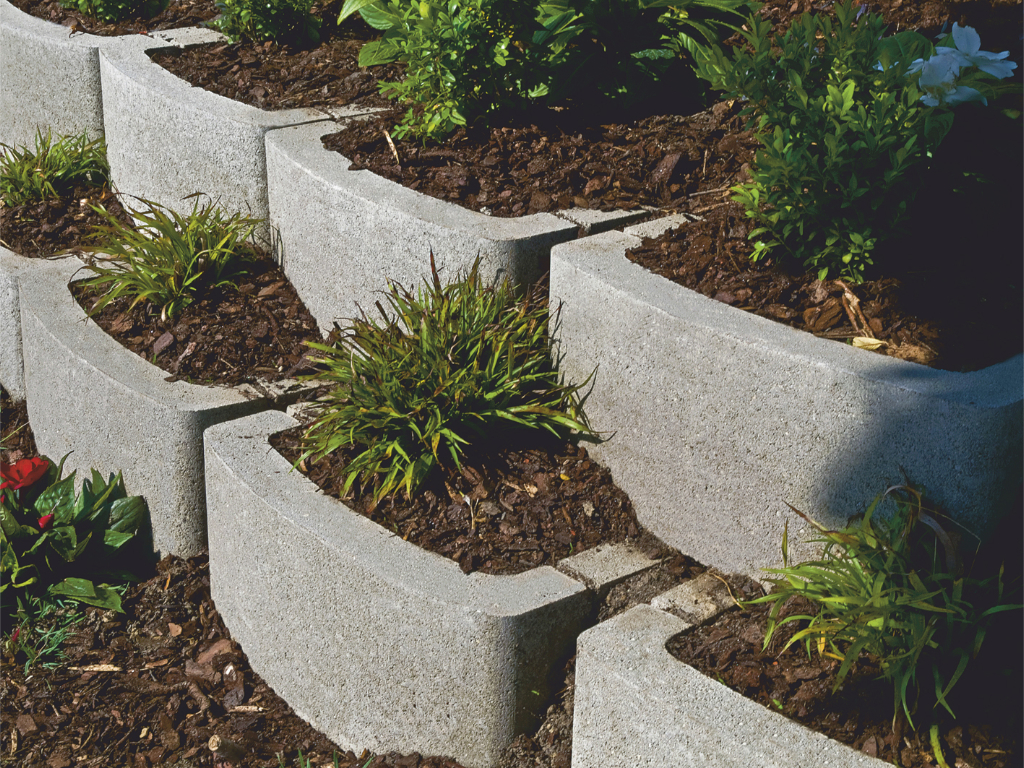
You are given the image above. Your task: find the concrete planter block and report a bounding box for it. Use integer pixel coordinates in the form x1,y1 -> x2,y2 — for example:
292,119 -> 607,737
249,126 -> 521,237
550,229 -> 1023,577
98,36 -> 375,236
0,0 -> 213,146
205,408 -> 623,768
264,122 -> 644,330
571,603 -> 890,768
0,247 -> 55,401
18,256 -> 307,557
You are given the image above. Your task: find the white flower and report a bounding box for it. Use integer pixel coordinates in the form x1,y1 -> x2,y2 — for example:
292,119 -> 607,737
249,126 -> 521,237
917,54 -> 986,106
944,23 -> 1018,79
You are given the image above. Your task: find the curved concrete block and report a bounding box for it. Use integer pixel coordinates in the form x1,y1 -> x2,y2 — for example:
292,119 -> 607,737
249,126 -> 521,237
98,36 -> 375,236
0,246 -> 53,401
204,409 -> 594,768
550,229 -> 1023,576
17,257 -> 305,556
264,122 -> 634,330
572,604 -> 889,768
0,0 -> 213,146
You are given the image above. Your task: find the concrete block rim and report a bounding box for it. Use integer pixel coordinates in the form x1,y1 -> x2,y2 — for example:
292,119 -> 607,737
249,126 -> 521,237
573,603 -> 892,768
550,228 -> 1024,407
204,408 -> 589,613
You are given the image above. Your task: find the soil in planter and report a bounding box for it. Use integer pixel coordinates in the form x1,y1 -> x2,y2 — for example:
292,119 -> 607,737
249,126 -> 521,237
667,507 -> 1024,768
70,253 -> 324,387
8,0 -> 218,37
148,0 -> 405,112
272,423 -> 701,577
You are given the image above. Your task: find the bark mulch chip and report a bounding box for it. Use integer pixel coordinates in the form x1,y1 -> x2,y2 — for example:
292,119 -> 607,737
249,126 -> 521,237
8,0 -> 217,37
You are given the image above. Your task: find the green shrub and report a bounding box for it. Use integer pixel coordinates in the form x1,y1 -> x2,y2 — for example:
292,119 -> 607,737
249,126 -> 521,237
299,255 -> 595,500
341,0 -> 747,139
78,196 -> 263,323
0,130 -> 109,206
1,454 -> 147,618
209,0 -> 321,44
694,0 -> 947,281
696,1 -> 1019,282
60,0 -> 167,23
748,486 -> 1021,731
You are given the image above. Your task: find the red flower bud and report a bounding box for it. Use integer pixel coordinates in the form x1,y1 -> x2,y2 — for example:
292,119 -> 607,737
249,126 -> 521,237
0,457 -> 49,491
37,514 -> 54,532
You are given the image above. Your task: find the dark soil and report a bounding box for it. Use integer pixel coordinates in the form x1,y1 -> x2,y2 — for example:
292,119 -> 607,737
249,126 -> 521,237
148,0 -> 404,113
1,385 -> 38,462
667,533 -> 1023,768
0,182 -> 132,258
70,254 -> 324,387
271,423 -> 697,577
8,0 -> 217,37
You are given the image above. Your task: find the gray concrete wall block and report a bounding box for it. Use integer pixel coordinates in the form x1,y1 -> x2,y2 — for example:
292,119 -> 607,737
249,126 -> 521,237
265,122 -> 581,331
204,409 -> 593,768
98,33 -> 353,237
0,247 -> 52,401
0,0 -> 103,146
549,229 -> 1023,577
18,257 -> 276,557
572,604 -> 891,768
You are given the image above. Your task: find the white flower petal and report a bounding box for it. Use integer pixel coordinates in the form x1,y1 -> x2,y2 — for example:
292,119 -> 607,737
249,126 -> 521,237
973,56 -> 1017,80
952,23 -> 981,56
945,85 -> 987,106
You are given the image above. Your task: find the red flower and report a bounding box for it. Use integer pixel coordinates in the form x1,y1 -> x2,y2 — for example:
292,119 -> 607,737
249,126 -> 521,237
37,514 -> 54,531
0,457 -> 49,491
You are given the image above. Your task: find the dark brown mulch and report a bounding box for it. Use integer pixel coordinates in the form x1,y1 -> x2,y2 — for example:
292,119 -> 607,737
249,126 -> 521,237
667,511 -> 1024,768
7,0 -> 217,37
148,1 -> 404,113
0,182 -> 132,258
1,385 -> 38,463
70,253 -> 324,387
271,424 -> 695,577
1,553 -> 468,768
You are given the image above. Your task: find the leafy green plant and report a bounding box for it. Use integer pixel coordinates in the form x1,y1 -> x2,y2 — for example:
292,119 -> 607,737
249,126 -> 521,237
0,130 -> 109,206
694,0 -> 960,281
209,0 -> 321,44
1,454 -> 147,618
60,0 -> 167,23
2,593 -> 85,675
299,254 -> 595,500
77,196 -> 263,323
341,0 -> 548,139
747,486 -> 1021,732
342,0 -> 746,138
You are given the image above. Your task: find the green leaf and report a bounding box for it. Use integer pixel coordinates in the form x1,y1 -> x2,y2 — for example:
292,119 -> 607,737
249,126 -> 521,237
34,472 -> 78,523
48,577 -> 124,612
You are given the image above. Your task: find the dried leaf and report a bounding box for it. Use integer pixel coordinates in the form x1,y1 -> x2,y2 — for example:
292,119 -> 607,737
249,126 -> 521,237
852,337 -> 886,351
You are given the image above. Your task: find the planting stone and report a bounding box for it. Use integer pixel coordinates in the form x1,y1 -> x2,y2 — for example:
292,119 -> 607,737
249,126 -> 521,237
571,602 -> 890,768
0,246 -> 51,401
550,228 -> 1023,577
0,0 -> 216,147
264,121 -> 645,331
204,407 -> 657,768
18,256 -> 307,557
98,38 -> 376,239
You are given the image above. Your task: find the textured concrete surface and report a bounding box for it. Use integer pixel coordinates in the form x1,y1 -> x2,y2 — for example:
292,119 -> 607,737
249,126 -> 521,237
204,409 -> 595,768
17,257 -> 300,557
550,229 -> 1023,577
556,542 -> 661,598
572,604 -> 891,768
98,32 -> 368,240
266,121 -> 591,331
0,0 -> 208,147
649,570 -> 737,625
0,246 -> 57,401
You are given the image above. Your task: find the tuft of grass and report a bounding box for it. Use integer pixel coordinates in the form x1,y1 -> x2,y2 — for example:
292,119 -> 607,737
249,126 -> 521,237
0,130 -> 109,206
77,195 -> 264,323
2,594 -> 85,676
299,254 -> 595,501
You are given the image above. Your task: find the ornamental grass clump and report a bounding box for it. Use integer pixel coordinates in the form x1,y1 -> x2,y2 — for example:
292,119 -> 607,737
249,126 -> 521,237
748,486 -> 1021,742
0,131 -> 109,207
78,196 -> 264,323
299,255 -> 595,501
694,0 -> 1018,282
